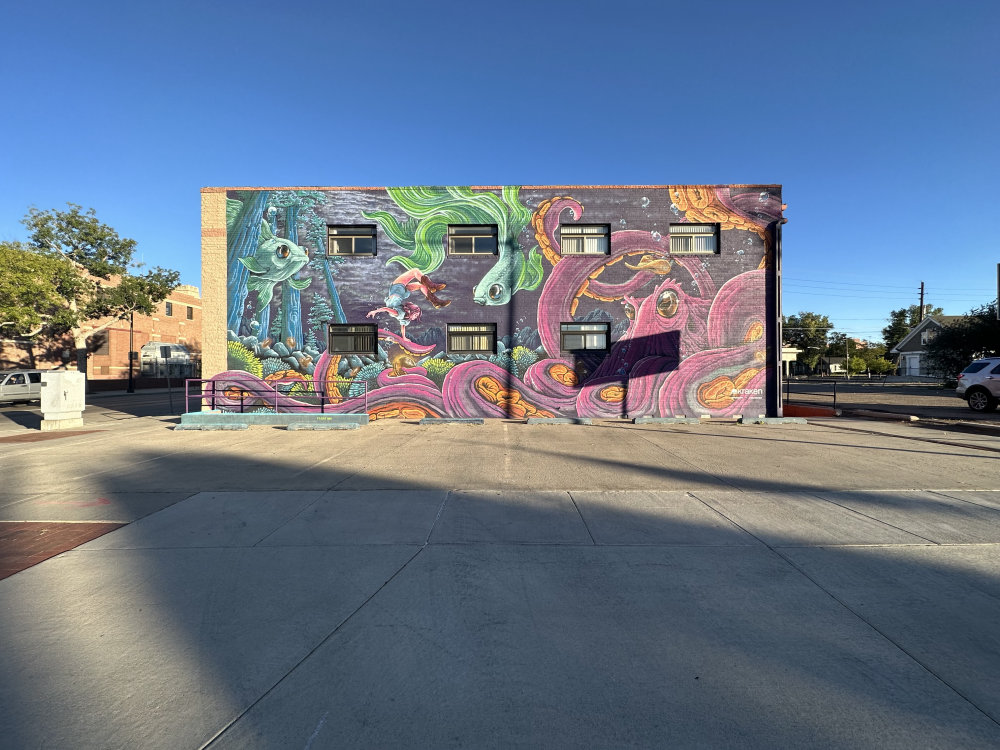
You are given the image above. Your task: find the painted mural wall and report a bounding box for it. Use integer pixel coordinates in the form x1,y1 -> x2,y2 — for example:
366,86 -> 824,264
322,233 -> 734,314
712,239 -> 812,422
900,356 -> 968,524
212,185 -> 780,419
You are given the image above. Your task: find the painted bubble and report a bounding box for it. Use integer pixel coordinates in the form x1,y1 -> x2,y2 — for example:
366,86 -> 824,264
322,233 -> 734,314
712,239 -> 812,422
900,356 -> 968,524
736,249 -> 745,256
670,203 -> 681,217
619,219 -> 627,228
651,231 -> 662,242
758,191 -> 769,203
640,197 -> 650,208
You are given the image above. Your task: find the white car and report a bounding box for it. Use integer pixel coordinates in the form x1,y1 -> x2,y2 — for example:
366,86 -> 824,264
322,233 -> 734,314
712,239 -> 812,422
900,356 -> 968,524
956,358 -> 1000,412
0,370 -> 44,405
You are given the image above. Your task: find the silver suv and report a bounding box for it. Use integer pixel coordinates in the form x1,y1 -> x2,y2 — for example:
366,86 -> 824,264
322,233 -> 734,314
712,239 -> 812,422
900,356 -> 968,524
956,357 -> 1000,412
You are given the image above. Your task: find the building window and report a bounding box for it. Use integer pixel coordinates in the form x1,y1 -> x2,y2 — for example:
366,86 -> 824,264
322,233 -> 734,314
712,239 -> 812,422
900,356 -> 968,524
187,306 -> 194,320
560,322 -> 610,352
89,332 -> 109,356
328,226 -> 376,256
669,223 -> 718,254
165,301 -> 173,316
560,224 -> 609,255
328,324 -> 377,355
448,225 -> 498,255
447,323 -> 496,354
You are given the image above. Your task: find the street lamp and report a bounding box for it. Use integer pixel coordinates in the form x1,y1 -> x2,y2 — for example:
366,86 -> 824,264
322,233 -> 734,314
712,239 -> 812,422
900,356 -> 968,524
127,311 -> 135,393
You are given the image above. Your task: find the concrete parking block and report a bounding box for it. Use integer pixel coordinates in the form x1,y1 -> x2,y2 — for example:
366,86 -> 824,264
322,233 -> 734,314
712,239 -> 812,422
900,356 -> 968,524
78,490 -> 324,549
692,491 -> 931,546
0,544 -> 418,750
570,490 -> 760,546
0,491 -> 193,523
208,545 -> 1000,749
815,490 -> 1000,544
257,490 -> 447,546
430,490 -> 593,544
783,544 -> 1000,722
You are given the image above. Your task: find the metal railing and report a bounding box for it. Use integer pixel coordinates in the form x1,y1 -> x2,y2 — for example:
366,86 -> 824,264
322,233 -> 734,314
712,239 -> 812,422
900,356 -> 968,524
184,378 -> 368,415
784,379 -> 838,410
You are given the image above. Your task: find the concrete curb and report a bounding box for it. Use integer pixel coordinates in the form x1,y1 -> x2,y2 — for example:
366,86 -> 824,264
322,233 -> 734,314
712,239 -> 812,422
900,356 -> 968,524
846,409 -> 920,422
418,418 -> 484,425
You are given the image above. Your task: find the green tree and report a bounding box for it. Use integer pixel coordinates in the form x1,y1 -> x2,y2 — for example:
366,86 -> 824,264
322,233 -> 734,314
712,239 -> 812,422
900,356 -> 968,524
882,304 -> 944,353
926,301 -> 1000,377
20,204 -> 180,380
0,242 -> 82,336
783,312 -> 832,371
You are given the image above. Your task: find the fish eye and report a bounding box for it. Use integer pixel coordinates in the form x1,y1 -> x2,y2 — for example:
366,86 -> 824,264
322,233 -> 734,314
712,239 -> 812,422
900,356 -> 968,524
656,290 -> 679,318
623,302 -> 636,320
488,284 -> 503,300
276,244 -> 290,259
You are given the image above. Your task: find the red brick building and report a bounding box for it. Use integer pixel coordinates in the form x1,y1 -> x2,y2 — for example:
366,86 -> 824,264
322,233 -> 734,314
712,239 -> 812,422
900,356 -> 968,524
1,284 -> 202,380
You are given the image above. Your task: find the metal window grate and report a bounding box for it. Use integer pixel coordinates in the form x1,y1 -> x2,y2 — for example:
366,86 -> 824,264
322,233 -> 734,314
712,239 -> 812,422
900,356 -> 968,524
329,324 -> 377,355
560,224 -> 609,255
669,223 -> 718,254
560,322 -> 610,351
448,323 -> 497,353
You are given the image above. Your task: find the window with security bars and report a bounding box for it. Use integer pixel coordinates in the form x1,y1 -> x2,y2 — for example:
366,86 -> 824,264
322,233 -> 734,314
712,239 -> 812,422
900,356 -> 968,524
668,223 -> 718,254
328,324 -> 377,355
448,225 -> 498,255
328,226 -> 376,256
447,323 -> 497,354
560,224 -> 610,255
165,301 -> 173,316
560,322 -> 610,352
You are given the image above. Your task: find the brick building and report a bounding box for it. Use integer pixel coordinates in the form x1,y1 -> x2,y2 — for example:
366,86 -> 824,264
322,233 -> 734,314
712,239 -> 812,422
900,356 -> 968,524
201,185 -> 783,418
1,284 -> 203,379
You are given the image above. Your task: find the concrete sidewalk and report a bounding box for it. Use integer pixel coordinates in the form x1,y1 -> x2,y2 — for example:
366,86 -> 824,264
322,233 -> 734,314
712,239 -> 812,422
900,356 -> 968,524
2,419 -> 1000,747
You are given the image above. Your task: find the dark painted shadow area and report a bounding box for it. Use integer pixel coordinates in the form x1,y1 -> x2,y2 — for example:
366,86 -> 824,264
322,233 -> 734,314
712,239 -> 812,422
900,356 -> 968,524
0,425 -> 999,748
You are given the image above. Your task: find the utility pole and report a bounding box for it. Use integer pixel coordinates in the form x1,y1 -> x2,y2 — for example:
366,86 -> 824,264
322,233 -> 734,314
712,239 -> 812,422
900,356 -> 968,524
919,282 -> 925,322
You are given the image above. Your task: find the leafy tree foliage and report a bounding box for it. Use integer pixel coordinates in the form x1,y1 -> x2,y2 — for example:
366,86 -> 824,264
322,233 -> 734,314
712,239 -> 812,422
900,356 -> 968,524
18,204 -> 180,377
882,304 -> 944,353
0,242 -> 83,336
783,311 -> 832,370
926,301 -> 1000,377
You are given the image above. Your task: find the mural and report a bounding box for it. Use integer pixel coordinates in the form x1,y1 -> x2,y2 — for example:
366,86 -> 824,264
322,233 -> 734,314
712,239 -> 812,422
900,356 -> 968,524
214,186 -> 780,419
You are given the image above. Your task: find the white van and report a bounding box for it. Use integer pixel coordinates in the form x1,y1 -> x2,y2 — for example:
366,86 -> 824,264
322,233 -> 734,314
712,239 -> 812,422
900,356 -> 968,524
0,370 -> 44,404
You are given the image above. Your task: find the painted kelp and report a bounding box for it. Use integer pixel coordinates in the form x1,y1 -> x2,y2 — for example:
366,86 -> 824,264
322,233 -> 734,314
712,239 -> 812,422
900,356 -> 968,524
218,186 -> 780,419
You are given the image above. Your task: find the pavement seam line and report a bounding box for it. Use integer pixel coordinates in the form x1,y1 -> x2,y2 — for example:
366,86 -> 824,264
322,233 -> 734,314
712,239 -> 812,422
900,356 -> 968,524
631,428 -> 745,492
799,490 -> 940,545
812,421 -> 1000,455
687,491 -> 1000,730
424,491 -> 451,546
766,545 -> 1000,730
250,491 -> 330,547
199,544 -> 426,750
928,489 -> 1000,513
566,491 -> 597,545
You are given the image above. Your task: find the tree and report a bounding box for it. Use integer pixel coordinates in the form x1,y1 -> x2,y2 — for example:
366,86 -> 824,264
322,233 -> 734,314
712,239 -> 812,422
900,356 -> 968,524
882,304 -> 944,354
926,301 -> 1000,377
20,204 -> 180,380
0,242 -> 82,337
783,312 -> 832,371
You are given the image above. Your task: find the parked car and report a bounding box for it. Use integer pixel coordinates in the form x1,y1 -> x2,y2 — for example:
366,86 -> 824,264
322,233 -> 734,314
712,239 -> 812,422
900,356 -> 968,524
955,358 -> 1000,412
0,370 -> 44,405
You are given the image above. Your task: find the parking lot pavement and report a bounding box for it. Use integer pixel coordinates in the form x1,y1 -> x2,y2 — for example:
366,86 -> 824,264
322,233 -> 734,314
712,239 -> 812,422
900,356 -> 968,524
1,418 -> 1000,747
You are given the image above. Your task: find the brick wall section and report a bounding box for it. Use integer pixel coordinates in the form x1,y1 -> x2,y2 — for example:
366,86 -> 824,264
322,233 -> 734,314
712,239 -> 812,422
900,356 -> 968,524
1,285 -> 203,377
200,190 -> 228,379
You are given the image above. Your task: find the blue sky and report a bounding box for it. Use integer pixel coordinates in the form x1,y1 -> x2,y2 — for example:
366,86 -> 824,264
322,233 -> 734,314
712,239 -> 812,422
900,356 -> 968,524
2,0 -> 997,344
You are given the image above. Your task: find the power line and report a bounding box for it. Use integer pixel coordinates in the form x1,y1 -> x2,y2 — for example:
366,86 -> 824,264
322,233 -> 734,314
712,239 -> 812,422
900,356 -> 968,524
783,276 -> 994,292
